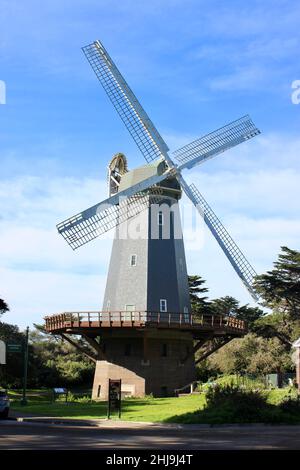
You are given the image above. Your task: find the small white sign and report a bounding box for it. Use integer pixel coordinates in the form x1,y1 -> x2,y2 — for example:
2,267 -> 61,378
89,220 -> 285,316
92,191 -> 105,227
0,340 -> 6,364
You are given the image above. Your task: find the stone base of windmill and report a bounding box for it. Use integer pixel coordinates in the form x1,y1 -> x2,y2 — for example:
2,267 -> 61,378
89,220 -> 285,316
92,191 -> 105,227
92,330 -> 196,399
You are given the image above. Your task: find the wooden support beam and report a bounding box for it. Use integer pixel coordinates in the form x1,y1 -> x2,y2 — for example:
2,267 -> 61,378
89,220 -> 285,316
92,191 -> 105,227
195,337 -> 234,365
60,333 -> 97,363
143,333 -> 149,361
181,335 -> 214,363
82,334 -> 106,360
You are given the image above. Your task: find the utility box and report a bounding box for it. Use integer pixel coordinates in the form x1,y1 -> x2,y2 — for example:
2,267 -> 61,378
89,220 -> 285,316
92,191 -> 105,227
293,338 -> 300,392
0,340 -> 6,365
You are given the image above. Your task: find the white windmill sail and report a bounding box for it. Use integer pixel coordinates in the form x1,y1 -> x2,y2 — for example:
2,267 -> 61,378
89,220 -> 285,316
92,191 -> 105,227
82,40 -> 172,166
174,115 -> 260,171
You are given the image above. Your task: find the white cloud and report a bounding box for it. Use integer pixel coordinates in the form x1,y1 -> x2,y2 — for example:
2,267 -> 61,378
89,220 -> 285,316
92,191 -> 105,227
210,65 -> 268,91
0,267 -> 107,328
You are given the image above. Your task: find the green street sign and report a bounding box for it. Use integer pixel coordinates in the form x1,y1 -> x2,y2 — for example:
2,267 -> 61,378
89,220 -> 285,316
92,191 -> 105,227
7,343 -> 22,353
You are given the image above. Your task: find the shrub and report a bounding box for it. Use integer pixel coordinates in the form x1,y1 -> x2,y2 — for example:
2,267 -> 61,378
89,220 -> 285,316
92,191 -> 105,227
279,395 -> 300,414
205,384 -> 268,422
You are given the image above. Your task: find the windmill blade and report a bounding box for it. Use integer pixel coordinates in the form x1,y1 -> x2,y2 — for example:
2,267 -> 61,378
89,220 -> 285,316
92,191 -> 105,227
82,40 -> 173,166
174,115 -> 260,171
179,177 -> 258,300
57,192 -> 156,250
57,169 -> 171,250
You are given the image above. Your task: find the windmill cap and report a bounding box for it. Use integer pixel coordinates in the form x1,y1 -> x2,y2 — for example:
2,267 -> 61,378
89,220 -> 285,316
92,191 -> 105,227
118,158 -> 166,193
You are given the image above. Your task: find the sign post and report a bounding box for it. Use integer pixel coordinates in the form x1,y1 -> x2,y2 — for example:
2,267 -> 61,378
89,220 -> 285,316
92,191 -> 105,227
107,379 -> 122,419
20,327 -> 29,406
7,343 -> 23,353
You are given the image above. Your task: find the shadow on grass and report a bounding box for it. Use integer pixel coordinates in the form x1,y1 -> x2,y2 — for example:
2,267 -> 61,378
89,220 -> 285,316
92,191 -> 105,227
164,389 -> 300,425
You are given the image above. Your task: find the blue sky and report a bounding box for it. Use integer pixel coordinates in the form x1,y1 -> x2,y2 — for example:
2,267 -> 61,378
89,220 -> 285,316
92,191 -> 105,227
1,0 -> 300,329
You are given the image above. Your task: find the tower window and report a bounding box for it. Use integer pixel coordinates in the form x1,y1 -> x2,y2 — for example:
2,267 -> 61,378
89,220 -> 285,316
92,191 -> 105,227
160,299 -> 167,312
161,343 -> 168,357
184,306 -> 189,322
125,344 -> 132,356
158,211 -> 164,226
130,254 -> 137,266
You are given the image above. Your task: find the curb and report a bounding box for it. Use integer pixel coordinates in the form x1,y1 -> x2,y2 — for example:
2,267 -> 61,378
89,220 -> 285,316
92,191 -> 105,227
11,417 -> 300,429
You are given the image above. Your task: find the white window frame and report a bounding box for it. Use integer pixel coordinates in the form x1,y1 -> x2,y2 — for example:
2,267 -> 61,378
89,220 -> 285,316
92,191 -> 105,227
183,306 -> 189,323
157,211 -> 164,226
125,305 -> 136,321
160,299 -> 167,313
125,304 -> 136,311
130,254 -> 137,267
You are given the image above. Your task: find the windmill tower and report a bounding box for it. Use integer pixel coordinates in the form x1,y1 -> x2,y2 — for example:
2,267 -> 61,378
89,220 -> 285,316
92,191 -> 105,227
45,40 -> 260,399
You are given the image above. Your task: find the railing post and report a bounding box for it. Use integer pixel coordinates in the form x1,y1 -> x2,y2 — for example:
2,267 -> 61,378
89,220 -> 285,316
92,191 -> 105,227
168,313 -> 171,325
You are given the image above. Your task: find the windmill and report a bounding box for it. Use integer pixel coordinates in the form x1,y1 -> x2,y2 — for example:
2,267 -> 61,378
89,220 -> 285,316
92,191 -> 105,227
47,40 -> 261,399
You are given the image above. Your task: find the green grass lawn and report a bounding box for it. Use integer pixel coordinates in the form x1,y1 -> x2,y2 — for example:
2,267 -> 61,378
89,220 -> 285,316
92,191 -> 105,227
9,387 -> 300,424
11,393 -> 206,422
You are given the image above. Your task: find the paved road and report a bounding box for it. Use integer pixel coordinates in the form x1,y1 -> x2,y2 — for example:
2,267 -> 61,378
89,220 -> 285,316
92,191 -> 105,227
1,420 -> 300,450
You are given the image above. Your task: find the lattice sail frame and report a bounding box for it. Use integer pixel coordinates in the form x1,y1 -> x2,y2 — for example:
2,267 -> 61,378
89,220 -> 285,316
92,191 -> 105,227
82,41 -> 170,165
57,189 -> 163,250
174,115 -> 260,170
180,178 -> 258,300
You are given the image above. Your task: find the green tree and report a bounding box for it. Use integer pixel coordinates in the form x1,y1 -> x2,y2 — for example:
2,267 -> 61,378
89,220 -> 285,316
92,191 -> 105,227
188,275 -> 210,317
28,326 -> 95,387
209,296 -> 265,330
0,299 -> 9,317
209,333 -> 293,377
188,275 -> 209,303
254,246 -> 300,320
210,296 -> 240,316
0,322 -> 26,388
253,246 -> 300,347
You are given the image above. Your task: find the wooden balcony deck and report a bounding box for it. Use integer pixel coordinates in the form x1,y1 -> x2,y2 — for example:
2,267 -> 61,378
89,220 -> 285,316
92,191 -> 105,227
44,311 -> 247,337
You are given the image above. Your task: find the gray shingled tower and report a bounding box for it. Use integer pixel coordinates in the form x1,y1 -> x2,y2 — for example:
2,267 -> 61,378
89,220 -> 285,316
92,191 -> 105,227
103,160 -> 190,316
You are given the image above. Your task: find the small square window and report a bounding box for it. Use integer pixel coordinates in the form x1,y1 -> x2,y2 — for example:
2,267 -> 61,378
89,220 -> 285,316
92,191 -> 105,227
130,254 -> 137,266
160,299 -> 167,312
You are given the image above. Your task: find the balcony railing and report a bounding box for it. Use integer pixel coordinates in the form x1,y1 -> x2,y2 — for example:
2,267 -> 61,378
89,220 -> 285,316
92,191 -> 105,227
44,311 -> 246,333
